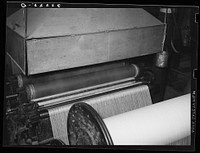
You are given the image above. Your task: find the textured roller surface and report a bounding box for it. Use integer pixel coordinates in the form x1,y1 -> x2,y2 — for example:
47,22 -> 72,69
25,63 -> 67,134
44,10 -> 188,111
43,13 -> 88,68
26,65 -> 138,100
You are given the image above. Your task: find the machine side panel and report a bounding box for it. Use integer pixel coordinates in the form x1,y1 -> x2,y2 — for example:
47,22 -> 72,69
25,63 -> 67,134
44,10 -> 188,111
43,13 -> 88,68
109,25 -> 165,60
6,27 -> 26,75
26,25 -> 164,75
26,33 -> 109,75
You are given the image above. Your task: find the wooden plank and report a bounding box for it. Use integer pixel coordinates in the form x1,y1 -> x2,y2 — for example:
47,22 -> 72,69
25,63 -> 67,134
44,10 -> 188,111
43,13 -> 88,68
26,33 -> 108,75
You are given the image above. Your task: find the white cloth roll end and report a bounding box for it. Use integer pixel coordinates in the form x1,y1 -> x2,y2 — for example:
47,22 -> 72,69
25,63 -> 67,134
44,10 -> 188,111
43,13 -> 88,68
104,94 -> 191,145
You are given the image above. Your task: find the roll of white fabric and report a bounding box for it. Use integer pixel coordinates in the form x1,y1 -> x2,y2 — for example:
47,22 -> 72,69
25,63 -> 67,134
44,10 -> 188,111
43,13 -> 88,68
48,85 -> 152,145
103,94 -> 191,145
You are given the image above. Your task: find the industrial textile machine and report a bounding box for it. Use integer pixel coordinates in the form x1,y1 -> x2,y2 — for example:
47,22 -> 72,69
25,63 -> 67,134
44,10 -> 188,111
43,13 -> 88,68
4,8 -> 177,145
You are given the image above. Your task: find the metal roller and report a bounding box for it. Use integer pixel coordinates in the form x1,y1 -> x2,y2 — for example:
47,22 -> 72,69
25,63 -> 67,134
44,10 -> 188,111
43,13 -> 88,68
37,80 -> 143,109
26,65 -> 139,101
16,62 -> 126,88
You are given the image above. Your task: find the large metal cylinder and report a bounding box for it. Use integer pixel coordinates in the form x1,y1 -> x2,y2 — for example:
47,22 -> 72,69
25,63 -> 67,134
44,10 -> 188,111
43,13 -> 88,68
17,62 -> 125,88
26,65 -> 139,101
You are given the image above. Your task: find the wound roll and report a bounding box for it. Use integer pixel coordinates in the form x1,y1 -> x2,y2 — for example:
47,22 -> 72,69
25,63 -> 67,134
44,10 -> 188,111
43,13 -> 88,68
48,85 -> 152,145
103,94 -> 191,145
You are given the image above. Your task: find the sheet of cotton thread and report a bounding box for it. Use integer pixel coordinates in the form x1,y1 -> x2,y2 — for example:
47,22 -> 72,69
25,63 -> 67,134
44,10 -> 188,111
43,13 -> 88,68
48,85 -> 152,145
